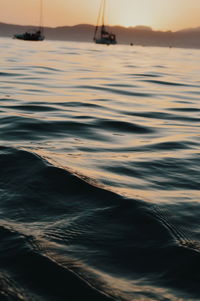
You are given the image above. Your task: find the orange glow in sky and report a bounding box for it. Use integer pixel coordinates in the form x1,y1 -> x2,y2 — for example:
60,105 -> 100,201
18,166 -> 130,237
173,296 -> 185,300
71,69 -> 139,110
1,0 -> 200,31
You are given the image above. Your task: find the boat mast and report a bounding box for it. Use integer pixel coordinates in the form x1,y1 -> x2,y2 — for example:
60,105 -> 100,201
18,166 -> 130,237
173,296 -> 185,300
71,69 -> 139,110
102,0 -> 106,26
101,0 -> 107,36
94,0 -> 104,40
39,0 -> 44,33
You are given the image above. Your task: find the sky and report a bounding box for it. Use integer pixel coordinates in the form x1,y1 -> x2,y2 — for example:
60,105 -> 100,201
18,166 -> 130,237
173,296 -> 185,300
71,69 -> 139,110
1,0 -> 200,31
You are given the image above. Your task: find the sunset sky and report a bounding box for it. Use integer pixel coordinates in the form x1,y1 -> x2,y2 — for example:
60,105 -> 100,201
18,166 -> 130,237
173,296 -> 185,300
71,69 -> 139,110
1,0 -> 200,31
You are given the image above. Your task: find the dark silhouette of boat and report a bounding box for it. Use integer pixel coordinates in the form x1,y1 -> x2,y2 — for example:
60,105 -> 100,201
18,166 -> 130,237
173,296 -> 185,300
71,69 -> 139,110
13,0 -> 45,41
93,0 -> 117,45
14,30 -> 44,41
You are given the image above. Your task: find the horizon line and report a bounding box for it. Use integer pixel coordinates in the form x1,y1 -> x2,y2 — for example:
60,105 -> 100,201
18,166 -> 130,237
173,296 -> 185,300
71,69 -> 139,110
1,21 -> 200,33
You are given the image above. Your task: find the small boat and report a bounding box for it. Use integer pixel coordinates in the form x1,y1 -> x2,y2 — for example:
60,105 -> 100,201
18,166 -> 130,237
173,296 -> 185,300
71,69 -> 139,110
13,0 -> 45,41
14,30 -> 44,41
93,0 -> 117,45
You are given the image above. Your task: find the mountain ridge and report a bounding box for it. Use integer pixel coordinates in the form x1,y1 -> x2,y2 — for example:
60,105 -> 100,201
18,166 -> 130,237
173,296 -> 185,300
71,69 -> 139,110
1,22 -> 200,49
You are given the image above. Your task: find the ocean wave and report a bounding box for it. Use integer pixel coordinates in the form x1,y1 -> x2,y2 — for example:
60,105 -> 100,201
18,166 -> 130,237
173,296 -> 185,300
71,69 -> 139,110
0,147 -> 200,300
0,39 -> 200,300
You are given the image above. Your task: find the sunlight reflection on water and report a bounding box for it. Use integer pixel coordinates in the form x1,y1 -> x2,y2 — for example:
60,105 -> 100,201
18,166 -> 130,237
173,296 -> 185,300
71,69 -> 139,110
0,37 -> 200,204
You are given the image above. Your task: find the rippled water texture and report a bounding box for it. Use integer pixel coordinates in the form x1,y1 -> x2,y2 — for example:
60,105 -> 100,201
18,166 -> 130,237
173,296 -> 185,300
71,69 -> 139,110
0,37 -> 200,301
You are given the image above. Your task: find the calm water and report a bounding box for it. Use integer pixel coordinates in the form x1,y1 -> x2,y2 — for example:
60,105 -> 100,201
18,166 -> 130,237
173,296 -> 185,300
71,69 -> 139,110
0,37 -> 200,301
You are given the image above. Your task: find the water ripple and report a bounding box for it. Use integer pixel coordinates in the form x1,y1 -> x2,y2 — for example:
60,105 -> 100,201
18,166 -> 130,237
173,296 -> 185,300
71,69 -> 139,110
76,85 -> 154,97
0,38 -> 200,301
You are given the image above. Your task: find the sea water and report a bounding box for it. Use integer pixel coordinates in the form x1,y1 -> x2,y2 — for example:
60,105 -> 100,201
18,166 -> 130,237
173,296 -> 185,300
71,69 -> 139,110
0,37 -> 200,301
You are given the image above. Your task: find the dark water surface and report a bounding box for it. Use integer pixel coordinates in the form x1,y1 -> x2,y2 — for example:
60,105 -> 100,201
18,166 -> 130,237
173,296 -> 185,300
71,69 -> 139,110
0,37 -> 200,300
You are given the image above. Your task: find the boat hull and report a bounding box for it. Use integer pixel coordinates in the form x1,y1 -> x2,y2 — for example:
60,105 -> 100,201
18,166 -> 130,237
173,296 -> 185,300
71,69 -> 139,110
13,34 -> 45,41
95,38 -> 117,45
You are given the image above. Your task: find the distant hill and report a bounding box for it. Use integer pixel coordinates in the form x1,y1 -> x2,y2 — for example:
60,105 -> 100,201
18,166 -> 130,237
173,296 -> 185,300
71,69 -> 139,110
177,26 -> 200,33
1,22 -> 200,49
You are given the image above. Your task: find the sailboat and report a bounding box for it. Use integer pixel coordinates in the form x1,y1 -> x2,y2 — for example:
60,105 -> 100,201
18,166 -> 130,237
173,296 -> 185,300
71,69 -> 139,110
14,0 -> 45,41
93,0 -> 117,45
